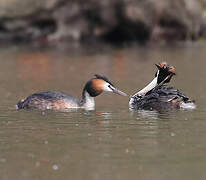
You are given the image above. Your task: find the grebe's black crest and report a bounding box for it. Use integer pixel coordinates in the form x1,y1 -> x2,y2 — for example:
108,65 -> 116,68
94,74 -> 114,86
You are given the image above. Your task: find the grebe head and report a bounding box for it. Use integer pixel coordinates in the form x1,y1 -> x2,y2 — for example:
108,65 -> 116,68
84,74 -> 127,97
155,62 -> 175,85
131,62 -> 175,98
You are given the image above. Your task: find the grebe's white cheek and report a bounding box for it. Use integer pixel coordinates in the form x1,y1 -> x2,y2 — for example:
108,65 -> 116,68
103,83 -> 113,92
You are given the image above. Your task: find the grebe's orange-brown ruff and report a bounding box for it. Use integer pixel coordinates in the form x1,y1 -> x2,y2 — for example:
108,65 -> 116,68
17,74 -> 127,111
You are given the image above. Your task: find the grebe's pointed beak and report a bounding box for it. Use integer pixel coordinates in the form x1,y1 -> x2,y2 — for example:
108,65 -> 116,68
112,87 -> 128,96
109,85 -> 128,96
102,82 -> 128,96
155,64 -> 161,70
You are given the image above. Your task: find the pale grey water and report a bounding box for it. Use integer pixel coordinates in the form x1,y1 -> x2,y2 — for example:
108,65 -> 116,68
0,43 -> 205,180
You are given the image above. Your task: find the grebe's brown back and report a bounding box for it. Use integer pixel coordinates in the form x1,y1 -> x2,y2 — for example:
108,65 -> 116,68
17,74 -> 127,111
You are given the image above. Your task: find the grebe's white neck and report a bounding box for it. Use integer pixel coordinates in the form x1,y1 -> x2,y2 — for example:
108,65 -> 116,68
129,71 -> 160,109
82,91 -> 95,110
132,76 -> 158,97
129,76 -> 158,109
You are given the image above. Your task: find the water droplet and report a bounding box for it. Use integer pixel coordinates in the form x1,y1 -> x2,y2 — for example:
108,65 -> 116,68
0,158 -> 6,163
35,161 -> 40,167
103,153 -> 110,157
131,150 -> 135,155
52,164 -> 59,170
28,153 -> 35,158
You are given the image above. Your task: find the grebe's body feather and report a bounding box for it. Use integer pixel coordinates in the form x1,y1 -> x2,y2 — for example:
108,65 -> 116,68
130,86 -> 195,111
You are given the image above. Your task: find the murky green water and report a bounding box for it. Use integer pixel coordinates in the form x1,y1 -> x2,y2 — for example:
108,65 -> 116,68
0,43 -> 205,180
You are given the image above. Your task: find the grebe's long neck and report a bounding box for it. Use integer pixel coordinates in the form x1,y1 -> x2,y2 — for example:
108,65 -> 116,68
132,76 -> 158,97
129,76 -> 159,109
80,90 -> 95,110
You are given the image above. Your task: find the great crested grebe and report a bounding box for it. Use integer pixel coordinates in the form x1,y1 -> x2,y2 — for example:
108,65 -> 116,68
17,74 -> 127,111
129,62 -> 195,111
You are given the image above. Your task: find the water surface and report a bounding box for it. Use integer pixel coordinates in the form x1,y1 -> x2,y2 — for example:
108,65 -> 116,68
0,43 -> 205,180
